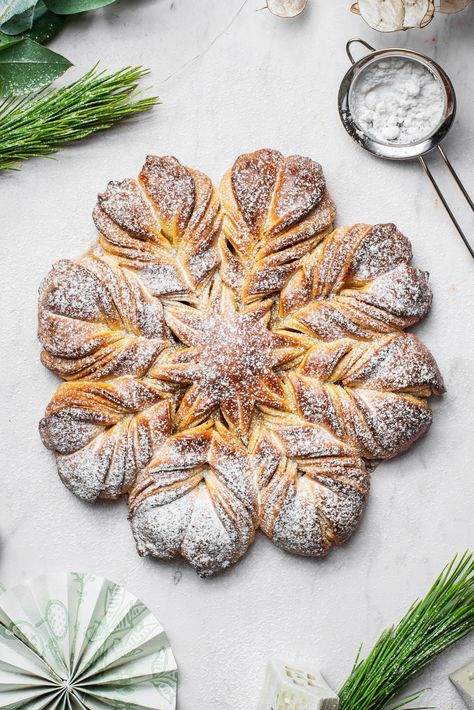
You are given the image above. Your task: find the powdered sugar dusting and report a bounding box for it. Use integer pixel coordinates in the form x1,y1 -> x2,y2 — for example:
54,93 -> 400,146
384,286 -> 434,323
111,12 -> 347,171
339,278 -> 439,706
231,149 -> 283,233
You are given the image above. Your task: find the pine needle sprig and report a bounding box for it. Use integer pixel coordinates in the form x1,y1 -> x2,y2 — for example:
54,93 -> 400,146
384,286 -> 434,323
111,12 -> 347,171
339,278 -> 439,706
0,64 -> 158,170
338,551 -> 474,710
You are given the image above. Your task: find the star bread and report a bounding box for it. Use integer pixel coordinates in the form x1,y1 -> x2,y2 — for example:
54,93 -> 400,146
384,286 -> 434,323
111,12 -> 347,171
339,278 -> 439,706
39,149 -> 444,576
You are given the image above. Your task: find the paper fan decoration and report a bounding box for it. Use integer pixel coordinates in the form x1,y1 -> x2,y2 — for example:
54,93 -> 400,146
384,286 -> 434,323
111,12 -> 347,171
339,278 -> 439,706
0,572 -> 177,709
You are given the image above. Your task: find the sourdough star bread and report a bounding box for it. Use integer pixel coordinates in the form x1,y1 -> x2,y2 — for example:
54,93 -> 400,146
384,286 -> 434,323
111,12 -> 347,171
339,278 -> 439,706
38,149 -> 444,577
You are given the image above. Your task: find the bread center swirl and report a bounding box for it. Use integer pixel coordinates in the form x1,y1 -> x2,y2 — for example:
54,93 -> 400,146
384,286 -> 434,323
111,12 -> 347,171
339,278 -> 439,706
151,280 -> 306,436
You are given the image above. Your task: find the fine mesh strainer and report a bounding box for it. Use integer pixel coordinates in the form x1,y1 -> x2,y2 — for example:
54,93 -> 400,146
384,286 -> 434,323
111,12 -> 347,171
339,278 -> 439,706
338,38 -> 474,259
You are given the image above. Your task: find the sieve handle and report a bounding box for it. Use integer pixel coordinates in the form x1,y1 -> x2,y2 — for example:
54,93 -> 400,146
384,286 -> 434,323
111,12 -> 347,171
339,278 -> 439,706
346,38 -> 376,65
419,146 -> 474,259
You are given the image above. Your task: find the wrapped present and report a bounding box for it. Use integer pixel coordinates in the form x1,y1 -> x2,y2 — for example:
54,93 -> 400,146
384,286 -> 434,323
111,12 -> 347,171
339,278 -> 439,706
258,658 -> 339,710
451,659 -> 474,710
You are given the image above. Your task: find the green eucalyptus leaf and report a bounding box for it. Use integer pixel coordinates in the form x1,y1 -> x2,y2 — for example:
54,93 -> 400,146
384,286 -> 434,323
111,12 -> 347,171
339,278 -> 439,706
0,2 -> 65,44
44,0 -> 116,14
28,3 -> 65,42
0,28 -> 19,43
0,0 -> 38,32
0,0 -> 35,24
0,5 -> 35,35
0,37 -> 71,95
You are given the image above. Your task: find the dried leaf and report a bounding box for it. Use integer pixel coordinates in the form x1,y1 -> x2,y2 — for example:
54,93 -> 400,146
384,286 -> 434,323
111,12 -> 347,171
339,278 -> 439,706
439,0 -> 471,11
421,1 -> 436,24
357,0 -> 436,30
357,0 -> 405,31
403,0 -> 433,27
266,0 -> 308,17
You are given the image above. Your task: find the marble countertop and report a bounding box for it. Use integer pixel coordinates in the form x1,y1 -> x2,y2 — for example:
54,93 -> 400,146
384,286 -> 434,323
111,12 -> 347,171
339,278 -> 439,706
1,1 -> 473,708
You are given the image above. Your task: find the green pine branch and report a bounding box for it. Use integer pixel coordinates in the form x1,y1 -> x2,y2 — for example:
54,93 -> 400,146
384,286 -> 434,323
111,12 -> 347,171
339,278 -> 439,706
0,64 -> 158,170
339,551 -> 474,710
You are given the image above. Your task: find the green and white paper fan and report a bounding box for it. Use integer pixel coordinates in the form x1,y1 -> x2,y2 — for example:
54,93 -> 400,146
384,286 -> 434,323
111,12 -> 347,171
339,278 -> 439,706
0,572 -> 177,709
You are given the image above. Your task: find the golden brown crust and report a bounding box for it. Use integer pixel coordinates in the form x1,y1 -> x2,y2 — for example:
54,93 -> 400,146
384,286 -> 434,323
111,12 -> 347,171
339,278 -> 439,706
38,149 -> 444,576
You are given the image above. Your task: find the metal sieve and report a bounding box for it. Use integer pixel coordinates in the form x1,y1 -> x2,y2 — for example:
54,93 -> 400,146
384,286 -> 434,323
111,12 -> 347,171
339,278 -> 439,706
338,38 -> 474,259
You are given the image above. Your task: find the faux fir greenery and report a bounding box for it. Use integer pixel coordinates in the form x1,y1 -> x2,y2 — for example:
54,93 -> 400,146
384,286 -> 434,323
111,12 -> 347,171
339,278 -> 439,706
339,551 -> 474,710
0,65 -> 158,170
0,1 -> 159,170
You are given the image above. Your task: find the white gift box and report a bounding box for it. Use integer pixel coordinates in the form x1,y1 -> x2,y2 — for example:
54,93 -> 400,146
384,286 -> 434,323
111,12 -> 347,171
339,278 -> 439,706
450,658 -> 474,710
257,658 -> 339,710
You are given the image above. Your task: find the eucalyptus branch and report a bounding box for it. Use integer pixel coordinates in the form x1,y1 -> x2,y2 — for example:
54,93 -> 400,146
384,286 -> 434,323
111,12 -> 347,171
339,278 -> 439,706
0,64 -> 158,170
339,551 -> 474,710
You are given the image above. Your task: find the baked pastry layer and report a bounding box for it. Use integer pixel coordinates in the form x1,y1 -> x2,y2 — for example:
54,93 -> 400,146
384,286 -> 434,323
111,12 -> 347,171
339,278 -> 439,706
39,149 -> 444,576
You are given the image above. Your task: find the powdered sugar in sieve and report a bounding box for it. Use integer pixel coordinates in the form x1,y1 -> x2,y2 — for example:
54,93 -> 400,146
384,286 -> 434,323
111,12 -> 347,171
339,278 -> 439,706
349,56 -> 445,146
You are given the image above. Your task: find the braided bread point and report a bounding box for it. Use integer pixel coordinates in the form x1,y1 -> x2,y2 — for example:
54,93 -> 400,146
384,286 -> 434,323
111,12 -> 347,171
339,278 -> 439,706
93,155 -> 222,299
251,419 -> 369,557
289,333 -> 444,460
38,255 -> 170,381
40,377 -> 171,500
219,149 -> 336,302
280,223 -> 432,339
38,149 -> 444,576
129,421 -> 259,577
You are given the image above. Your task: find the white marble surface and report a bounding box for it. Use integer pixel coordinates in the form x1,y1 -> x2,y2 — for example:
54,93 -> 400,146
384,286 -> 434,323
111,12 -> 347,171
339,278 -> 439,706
1,1 -> 473,708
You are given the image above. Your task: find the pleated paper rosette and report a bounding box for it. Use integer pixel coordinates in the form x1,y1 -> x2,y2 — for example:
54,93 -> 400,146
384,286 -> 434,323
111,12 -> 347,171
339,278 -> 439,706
0,572 -> 177,709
